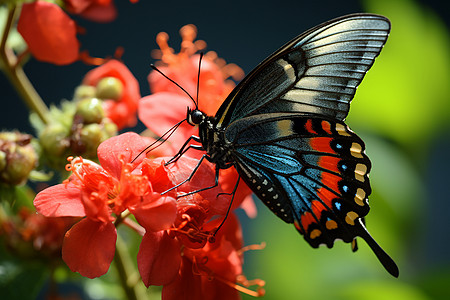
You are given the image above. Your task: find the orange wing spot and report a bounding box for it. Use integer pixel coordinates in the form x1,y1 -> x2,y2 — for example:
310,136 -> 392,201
316,187 -> 335,208
321,120 -> 333,135
310,137 -> 335,154
310,229 -> 321,239
318,156 -> 340,173
345,211 -> 359,225
305,119 -> 318,134
320,172 -> 341,195
300,212 -> 315,232
326,219 -> 338,230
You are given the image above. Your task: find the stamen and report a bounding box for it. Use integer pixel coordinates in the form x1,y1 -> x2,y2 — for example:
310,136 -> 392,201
189,249 -> 266,297
237,242 -> 266,256
215,273 -> 266,297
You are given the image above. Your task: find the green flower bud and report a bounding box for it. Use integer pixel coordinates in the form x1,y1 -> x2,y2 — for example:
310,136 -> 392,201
0,132 -> 38,185
73,85 -> 97,101
79,123 -> 104,157
102,120 -> 118,139
96,77 -> 124,101
0,151 -> 7,172
39,123 -> 69,157
76,97 -> 105,124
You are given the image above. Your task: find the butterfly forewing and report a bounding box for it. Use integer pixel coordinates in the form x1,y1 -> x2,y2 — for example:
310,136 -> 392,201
225,113 -> 372,248
214,14 -> 390,128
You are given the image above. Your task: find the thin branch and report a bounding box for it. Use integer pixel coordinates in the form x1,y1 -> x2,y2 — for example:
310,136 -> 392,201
0,5 -> 49,124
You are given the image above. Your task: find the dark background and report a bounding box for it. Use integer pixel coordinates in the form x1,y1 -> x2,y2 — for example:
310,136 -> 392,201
2,0 -> 448,133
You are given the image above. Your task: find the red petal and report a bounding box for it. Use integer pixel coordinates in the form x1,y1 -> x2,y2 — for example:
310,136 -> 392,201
18,2 -> 79,65
162,258 -> 240,300
138,93 -> 197,148
131,194 -> 177,232
137,231 -> 181,286
97,132 -> 149,178
162,258 -> 202,300
141,159 -> 175,194
77,1 -> 117,23
62,218 -> 116,278
34,183 -> 85,217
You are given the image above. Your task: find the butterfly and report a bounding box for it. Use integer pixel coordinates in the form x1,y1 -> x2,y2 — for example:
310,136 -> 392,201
162,13 -> 399,277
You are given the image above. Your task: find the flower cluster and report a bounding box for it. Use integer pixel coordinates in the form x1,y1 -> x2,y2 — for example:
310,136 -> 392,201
31,25 -> 264,299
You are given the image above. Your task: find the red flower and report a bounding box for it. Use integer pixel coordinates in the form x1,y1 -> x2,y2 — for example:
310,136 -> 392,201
162,214 -> 265,300
33,132 -> 177,278
64,0 -> 117,23
17,1 -> 80,65
139,25 -> 243,151
83,60 -> 141,130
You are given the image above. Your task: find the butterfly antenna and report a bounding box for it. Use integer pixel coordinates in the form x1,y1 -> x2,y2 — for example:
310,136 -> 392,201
150,65 -> 197,107
131,118 -> 187,163
195,52 -> 203,109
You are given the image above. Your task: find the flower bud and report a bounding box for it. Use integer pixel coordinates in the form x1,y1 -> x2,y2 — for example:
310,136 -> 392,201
39,124 -> 69,157
0,151 -> 6,173
79,124 -> 104,157
74,85 -> 97,100
96,77 -> 124,101
102,120 -> 118,139
76,97 -> 105,124
0,132 -> 38,185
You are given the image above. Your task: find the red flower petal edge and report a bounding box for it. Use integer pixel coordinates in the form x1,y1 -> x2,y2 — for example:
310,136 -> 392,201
18,1 -> 79,65
62,218 -> 117,278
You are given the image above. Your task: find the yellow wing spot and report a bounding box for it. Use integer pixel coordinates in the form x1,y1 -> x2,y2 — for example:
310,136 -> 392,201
335,123 -> 351,136
350,143 -> 364,158
345,211 -> 359,225
355,188 -> 366,206
277,119 -> 294,136
355,163 -> 367,182
326,220 -> 338,230
310,229 -> 321,239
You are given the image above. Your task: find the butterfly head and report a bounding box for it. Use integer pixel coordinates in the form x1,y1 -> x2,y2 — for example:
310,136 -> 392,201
187,107 -> 205,126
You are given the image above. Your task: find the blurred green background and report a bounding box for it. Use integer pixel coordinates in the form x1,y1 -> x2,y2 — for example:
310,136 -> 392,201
1,0 -> 450,299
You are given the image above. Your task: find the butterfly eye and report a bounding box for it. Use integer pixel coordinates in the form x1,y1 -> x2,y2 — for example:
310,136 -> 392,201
189,109 -> 204,125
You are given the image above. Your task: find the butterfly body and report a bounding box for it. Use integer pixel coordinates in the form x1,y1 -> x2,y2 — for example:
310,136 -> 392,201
180,13 -> 398,277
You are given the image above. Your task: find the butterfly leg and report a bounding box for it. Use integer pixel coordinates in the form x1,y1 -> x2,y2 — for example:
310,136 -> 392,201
175,162 -> 221,197
161,154 -> 210,195
214,175 -> 241,235
165,135 -> 203,165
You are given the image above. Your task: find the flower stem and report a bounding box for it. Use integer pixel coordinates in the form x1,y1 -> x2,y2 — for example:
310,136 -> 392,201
114,234 -> 147,300
0,5 -> 49,124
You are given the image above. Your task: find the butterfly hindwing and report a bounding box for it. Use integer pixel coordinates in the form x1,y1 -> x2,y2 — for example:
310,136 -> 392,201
214,14 -> 390,128
225,113 -> 372,247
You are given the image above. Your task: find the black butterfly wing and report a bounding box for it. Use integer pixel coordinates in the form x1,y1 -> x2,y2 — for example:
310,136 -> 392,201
214,13 -> 390,128
225,113 -> 399,277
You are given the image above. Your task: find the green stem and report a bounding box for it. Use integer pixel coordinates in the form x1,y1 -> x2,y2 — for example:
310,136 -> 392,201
0,5 -> 49,124
114,234 -> 147,300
